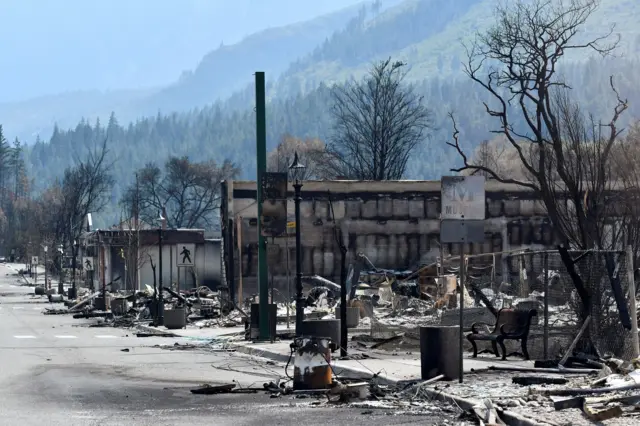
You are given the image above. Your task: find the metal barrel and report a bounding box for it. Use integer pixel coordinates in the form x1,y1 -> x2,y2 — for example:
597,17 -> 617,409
293,336 -> 332,390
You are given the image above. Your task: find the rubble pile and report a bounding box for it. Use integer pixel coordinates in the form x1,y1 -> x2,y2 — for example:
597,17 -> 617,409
42,283 -> 244,330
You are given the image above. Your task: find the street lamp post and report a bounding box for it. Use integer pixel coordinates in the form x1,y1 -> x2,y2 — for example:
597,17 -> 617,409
58,244 -> 64,295
43,246 -> 49,291
70,240 -> 78,299
157,227 -> 164,326
289,151 -> 306,336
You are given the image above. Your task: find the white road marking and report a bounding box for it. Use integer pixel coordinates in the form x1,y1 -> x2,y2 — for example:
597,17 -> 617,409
9,285 -> 16,288
95,335 -> 118,339
33,307 -> 42,310
14,335 -> 36,339
54,335 -> 77,339
12,306 -> 24,310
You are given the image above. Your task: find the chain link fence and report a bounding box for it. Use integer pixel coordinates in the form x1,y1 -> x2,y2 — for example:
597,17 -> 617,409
465,249 -> 637,360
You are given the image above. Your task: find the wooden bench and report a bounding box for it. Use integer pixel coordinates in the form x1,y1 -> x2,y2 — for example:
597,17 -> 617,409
467,308 -> 537,360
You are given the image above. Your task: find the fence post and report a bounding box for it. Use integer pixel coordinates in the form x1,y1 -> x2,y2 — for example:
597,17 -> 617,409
543,252 -> 549,360
625,245 -> 639,358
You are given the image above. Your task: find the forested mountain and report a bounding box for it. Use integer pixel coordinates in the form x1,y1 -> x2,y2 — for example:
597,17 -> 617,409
26,57 -> 640,226
14,0 -> 640,228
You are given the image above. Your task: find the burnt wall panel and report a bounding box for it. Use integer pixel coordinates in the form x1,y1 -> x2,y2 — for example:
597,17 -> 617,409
229,181 -> 565,298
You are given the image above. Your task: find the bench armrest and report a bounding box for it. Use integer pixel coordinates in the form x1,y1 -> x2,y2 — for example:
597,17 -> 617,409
471,322 -> 492,334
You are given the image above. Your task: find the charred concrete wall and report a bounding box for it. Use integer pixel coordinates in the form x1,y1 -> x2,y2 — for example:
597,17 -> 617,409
222,180 -> 556,300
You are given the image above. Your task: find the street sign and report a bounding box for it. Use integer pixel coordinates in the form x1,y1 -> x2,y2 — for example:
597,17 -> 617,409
440,175 -> 487,385
441,175 -> 485,220
440,175 -> 486,244
176,243 -> 195,267
31,256 -> 38,265
83,257 -> 94,271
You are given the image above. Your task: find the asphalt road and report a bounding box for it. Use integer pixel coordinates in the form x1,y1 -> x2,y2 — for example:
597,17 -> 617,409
0,263 -> 464,425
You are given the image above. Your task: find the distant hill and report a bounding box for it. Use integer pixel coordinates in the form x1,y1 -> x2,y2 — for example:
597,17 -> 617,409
138,2 -> 374,115
0,0 -> 368,102
0,1 -> 370,142
272,0 -> 640,96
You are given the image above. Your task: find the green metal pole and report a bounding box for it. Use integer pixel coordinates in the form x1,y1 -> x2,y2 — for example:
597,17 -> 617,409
255,71 -> 269,340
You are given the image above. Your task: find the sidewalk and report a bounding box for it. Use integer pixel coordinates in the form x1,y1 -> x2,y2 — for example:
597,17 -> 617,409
136,323 -> 533,383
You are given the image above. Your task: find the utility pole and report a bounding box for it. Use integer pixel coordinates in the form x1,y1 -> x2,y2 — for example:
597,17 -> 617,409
289,152 -> 306,336
157,227 -> 164,326
135,172 -> 141,291
58,244 -> 64,295
255,71 -> 269,340
44,246 -> 49,291
70,240 -> 77,299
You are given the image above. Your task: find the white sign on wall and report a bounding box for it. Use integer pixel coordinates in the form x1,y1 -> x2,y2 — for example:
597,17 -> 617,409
441,176 -> 486,220
176,244 -> 195,267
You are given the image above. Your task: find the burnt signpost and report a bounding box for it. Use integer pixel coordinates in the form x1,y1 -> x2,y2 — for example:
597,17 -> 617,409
440,175 -> 485,383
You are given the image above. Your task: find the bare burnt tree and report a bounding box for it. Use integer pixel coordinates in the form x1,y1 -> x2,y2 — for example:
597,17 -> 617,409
122,156 -> 239,229
328,58 -> 433,180
464,138 -> 509,179
447,0 -> 627,251
58,138 -> 114,267
267,134 -> 329,180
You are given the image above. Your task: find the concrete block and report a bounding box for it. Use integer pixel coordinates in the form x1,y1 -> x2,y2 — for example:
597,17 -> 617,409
396,235 -> 409,265
533,200 -> 547,215
409,199 -> 425,218
323,252 -> 335,276
312,250 -> 323,275
303,247 -> 313,275
418,220 -> 440,234
363,235 -> 379,264
377,198 -> 393,218
330,201 -> 345,220
322,228 -> 335,250
345,200 -> 361,218
386,235 -> 397,267
314,200 -> 329,219
392,199 -> 409,217
426,200 -> 440,219
362,200 -> 377,218
520,200 -> 535,216
509,224 -> 521,245
487,199 -> 502,217
300,201 -> 314,219
503,200 -> 520,216
406,236 -> 418,262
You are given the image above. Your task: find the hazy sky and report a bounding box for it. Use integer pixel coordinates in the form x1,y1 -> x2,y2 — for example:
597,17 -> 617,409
0,0 -> 364,103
